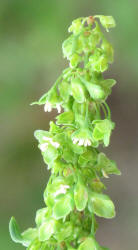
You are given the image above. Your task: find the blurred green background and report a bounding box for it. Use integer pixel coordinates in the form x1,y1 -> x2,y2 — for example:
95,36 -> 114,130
1,0 -> 138,249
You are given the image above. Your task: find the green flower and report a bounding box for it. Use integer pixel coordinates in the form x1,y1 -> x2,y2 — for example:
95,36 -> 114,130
68,18 -> 83,34
92,119 -> 115,146
95,15 -> 116,32
72,128 -> 92,147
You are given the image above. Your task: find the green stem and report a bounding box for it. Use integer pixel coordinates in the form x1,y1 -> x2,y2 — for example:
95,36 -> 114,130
91,211 -> 95,236
101,103 -> 107,119
103,101 -> 111,120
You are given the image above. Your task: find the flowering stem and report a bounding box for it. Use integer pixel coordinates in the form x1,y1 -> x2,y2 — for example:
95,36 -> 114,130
9,15 -> 120,250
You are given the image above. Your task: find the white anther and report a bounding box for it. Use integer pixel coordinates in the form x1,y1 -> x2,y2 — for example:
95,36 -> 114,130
73,138 -> 79,144
50,141 -> 60,148
56,104 -> 62,113
78,138 -> 84,146
44,102 -> 52,112
84,139 -> 91,147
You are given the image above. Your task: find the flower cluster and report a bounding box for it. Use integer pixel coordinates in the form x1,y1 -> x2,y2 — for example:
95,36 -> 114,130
9,15 -> 120,250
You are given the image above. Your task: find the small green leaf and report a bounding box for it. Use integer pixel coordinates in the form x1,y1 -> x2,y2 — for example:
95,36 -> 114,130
68,18 -> 83,34
43,144 -> 58,165
78,237 -> 100,250
9,217 -> 23,244
92,119 -> 115,146
21,228 -> 37,247
35,208 -> 50,227
71,78 -> 87,103
91,179 -> 106,193
102,79 -> 116,88
34,130 -> 50,143
78,149 -> 97,167
38,219 -> 56,241
53,193 -> 74,219
69,53 -> 81,68
80,77 -> 105,101
27,238 -> 42,250
55,222 -> 73,241
74,181 -> 88,211
56,111 -> 74,125
58,80 -> 71,102
9,217 -> 37,247
88,192 -> 115,218
95,15 -> 116,31
102,41 -> 114,63
62,35 -> 74,59
96,153 -> 121,176
88,50 -> 108,73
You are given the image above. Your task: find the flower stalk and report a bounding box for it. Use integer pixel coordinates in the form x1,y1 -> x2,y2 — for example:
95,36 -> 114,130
9,15 -> 121,250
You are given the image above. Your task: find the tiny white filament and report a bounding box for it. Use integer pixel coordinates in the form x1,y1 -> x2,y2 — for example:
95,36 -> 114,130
44,102 -> 52,112
56,104 -> 62,113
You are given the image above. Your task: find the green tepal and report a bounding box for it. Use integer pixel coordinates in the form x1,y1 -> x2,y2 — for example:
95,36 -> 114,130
9,15 -> 120,249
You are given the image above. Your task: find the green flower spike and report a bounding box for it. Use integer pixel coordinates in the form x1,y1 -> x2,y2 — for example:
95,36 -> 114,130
9,15 -> 120,250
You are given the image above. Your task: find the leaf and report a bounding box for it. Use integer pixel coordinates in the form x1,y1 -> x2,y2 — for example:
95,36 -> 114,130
9,217 -> 23,244
96,153 -> 121,176
92,119 -> 115,146
95,15 -> 116,31
78,149 -> 97,167
74,181 -> 88,211
34,130 -> 51,143
102,41 -> 114,63
71,78 -> 87,103
38,219 -> 56,241
21,228 -> 38,247
91,179 -> 106,193
35,208 -> 50,227
43,144 -> 58,165
58,80 -> 71,102
68,18 -> 83,34
88,192 -> 115,218
56,111 -> 74,125
88,48 -> 108,73
62,147 -> 76,163
27,238 -> 42,250
62,35 -> 74,58
69,53 -> 81,68
55,222 -> 73,241
53,193 -> 74,219
78,237 -> 100,250
101,79 -> 116,89
80,77 -> 105,101
9,217 -> 37,247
